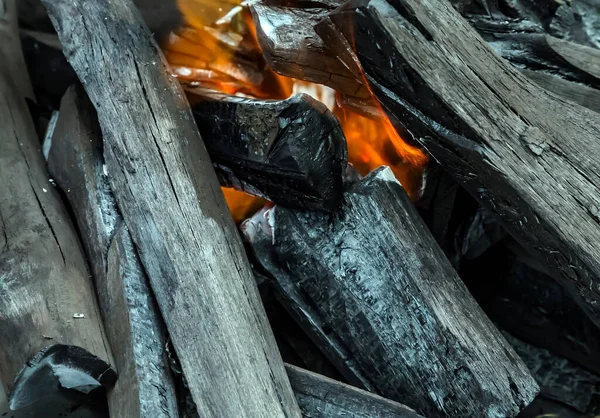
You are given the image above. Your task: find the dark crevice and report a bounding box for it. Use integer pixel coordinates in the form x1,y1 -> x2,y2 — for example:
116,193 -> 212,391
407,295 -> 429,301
30,181 -> 66,264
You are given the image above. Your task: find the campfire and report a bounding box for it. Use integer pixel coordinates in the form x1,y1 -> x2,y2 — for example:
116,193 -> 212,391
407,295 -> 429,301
2,0 -> 600,417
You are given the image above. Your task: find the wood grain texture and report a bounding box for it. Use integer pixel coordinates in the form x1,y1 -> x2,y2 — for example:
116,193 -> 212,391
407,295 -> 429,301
41,1 -> 301,416
47,85 -> 179,418
245,167 -> 539,418
285,364 -> 424,418
321,0 -> 600,328
0,40 -> 112,399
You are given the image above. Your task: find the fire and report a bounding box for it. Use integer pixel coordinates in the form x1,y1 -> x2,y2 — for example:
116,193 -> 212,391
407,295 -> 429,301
163,0 -> 428,222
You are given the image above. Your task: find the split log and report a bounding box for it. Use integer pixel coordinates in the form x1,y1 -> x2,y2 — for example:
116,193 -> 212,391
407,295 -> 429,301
191,92 -> 347,212
319,0 -> 600,328
47,85 -> 179,417
244,167 -> 539,418
285,364 -> 424,418
42,0 -> 301,416
0,0 -> 115,411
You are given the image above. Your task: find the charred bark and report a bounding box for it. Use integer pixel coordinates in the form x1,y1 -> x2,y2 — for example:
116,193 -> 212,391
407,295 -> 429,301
47,85 -> 179,417
191,92 -> 347,212
319,0 -> 600,328
0,0 -> 115,410
42,0 -> 301,416
285,364 -> 424,418
244,167 -> 539,418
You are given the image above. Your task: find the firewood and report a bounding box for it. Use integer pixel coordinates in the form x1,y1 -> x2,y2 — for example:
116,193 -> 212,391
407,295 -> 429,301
285,364 -> 424,418
244,167 -> 539,418
47,85 -> 179,417
319,0 -> 600,328
41,0 -> 301,416
191,91 -> 347,212
0,0 -> 115,411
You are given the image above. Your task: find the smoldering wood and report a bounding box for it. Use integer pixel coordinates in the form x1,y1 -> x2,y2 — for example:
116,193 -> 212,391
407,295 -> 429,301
191,92 -> 347,212
503,332 -> 600,413
47,85 -> 179,417
244,167 -> 539,418
285,364 -> 424,418
42,0 -> 301,416
249,0 -> 367,99
321,0 -> 600,328
0,2 -> 115,409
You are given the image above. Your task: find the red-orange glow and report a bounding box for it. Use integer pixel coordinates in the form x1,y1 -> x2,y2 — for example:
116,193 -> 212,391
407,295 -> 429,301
163,1 -> 428,222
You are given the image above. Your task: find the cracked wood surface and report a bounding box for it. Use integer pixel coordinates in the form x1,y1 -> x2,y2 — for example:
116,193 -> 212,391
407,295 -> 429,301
48,85 -> 179,418
41,0 -> 301,416
322,0 -> 600,329
246,168 -> 539,418
0,18 -> 112,395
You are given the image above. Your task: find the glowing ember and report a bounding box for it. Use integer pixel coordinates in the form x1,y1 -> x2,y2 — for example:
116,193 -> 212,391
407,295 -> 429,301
163,0 -> 428,222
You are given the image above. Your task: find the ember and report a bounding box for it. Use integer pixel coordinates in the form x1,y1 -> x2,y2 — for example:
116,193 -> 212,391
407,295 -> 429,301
162,0 -> 428,221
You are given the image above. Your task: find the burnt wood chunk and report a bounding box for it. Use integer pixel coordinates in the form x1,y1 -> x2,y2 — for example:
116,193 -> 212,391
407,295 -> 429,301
320,0 -> 600,328
191,92 -> 347,212
47,85 -> 179,417
42,0 -> 301,416
249,0 -> 366,98
244,167 -> 539,418
285,364 -> 424,418
0,0 -> 115,410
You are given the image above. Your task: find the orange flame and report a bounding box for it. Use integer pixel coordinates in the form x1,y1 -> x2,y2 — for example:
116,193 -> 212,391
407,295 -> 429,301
163,0 -> 428,222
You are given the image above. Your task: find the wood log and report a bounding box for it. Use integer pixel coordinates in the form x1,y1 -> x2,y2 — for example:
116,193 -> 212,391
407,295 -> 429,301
244,167 -> 539,418
42,0 -> 301,416
285,364 -> 424,418
319,0 -> 600,328
0,0 -> 115,411
191,92 -> 347,212
47,85 -> 179,417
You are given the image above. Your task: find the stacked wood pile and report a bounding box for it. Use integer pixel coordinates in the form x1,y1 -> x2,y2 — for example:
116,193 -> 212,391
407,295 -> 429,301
1,0 -> 600,417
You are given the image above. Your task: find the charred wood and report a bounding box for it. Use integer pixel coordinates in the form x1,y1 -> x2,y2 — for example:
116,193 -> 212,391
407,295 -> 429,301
244,167 -> 539,418
42,0 -> 301,416
285,364 -> 424,418
0,0 -> 115,410
321,0 -> 600,329
47,85 -> 179,417
191,92 -> 347,212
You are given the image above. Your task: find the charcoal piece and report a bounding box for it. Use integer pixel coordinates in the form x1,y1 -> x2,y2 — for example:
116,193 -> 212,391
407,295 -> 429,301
244,167 -> 538,418
321,0 -> 600,329
285,364 -> 424,418
43,0 -> 301,415
192,93 -> 347,212
47,85 -> 179,417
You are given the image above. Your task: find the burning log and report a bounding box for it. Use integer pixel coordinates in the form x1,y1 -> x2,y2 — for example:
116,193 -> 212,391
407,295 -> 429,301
249,0 -> 366,99
319,0 -> 600,328
244,167 -> 539,418
47,85 -> 179,417
285,364 -> 424,418
191,91 -> 347,212
0,0 -> 115,411
42,0 -> 301,416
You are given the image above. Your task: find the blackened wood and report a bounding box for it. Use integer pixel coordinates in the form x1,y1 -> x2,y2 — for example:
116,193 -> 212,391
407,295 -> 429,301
42,0 -> 301,416
249,0 -> 365,98
47,85 -> 179,417
285,364 -> 424,418
0,2 -> 115,409
191,92 -> 347,212
322,0 -> 600,328
245,167 -> 539,418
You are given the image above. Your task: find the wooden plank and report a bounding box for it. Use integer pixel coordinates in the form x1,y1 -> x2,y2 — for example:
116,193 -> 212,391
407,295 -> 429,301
245,167 -> 539,418
319,0 -> 600,328
47,85 -> 179,417
41,0 -> 301,416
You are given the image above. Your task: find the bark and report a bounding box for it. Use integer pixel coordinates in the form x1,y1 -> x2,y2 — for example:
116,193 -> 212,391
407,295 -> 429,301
47,85 -> 179,418
319,0 -> 600,328
42,0 -> 301,416
244,167 -> 539,418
